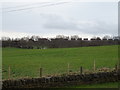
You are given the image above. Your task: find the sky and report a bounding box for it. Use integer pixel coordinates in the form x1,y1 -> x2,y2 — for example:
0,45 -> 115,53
0,1 -> 118,39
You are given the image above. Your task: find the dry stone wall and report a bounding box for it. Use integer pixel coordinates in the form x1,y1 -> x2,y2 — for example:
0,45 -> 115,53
2,71 -> 120,89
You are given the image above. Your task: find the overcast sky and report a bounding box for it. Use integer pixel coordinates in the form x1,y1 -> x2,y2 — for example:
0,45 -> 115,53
1,2 -> 118,39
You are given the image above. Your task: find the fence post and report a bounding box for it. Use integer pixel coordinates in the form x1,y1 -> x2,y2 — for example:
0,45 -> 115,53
80,66 -> 83,75
115,64 -> 117,71
94,60 -> 96,72
118,60 -> 120,72
40,67 -> 42,77
8,66 -> 11,79
68,63 -> 69,74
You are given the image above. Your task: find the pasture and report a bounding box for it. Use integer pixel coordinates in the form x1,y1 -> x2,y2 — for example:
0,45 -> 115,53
72,82 -> 119,88
2,45 -> 118,79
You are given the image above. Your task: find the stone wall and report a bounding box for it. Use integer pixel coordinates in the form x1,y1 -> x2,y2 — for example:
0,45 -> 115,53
2,71 -> 120,89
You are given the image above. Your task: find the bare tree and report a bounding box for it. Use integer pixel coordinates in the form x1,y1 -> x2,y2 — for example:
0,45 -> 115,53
71,35 -> 79,40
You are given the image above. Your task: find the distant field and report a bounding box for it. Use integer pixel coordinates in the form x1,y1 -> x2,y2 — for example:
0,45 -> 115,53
2,45 -> 118,79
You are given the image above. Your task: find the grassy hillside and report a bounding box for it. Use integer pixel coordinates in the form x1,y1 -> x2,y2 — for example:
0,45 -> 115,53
2,45 -> 118,79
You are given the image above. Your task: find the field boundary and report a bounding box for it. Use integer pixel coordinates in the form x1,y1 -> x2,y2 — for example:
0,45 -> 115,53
2,70 -> 120,89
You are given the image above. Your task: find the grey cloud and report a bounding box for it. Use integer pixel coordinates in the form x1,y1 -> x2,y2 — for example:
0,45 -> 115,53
77,21 -> 117,35
41,13 -> 78,30
42,13 -> 117,35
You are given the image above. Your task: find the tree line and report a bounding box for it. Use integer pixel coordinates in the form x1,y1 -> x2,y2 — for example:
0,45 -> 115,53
1,35 -> 120,49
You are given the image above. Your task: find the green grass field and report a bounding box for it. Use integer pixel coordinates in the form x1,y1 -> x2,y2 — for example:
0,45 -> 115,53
2,45 -> 118,79
71,82 -> 119,88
